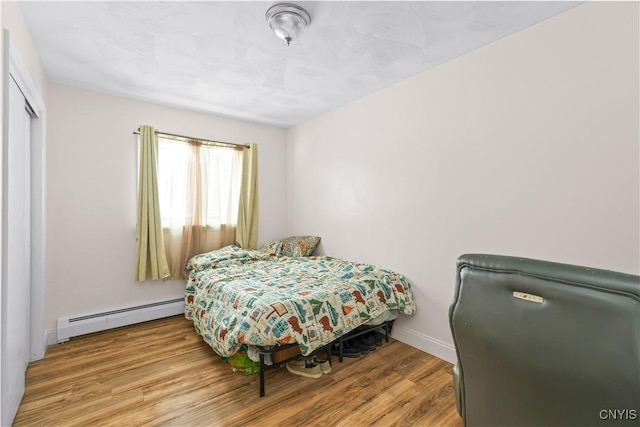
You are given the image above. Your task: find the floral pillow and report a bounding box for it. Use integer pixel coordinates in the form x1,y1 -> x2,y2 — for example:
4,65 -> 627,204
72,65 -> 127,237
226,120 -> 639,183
260,240 -> 284,256
280,236 -> 321,257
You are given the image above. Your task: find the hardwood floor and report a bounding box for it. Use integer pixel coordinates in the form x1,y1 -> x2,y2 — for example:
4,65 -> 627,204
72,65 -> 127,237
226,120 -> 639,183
14,316 -> 462,426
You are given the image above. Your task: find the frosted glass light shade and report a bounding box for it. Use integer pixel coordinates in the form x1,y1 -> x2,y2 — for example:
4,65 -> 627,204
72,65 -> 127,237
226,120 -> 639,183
266,3 -> 311,46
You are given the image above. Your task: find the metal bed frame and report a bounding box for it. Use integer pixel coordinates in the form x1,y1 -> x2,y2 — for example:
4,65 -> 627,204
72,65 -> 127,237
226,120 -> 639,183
256,320 -> 393,397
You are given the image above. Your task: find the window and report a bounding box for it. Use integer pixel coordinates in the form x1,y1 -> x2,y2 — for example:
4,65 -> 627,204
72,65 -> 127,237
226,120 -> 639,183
156,134 -> 243,278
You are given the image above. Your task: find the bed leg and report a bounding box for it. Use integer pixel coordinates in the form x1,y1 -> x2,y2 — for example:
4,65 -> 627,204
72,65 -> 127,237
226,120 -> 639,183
259,353 -> 266,397
338,336 -> 344,363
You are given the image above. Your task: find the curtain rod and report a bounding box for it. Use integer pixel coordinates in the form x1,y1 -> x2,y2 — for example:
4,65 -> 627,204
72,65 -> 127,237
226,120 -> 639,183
133,129 -> 249,149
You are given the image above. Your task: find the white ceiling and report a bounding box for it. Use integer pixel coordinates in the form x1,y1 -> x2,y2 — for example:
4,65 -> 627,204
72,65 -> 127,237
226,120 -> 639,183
20,1 -> 579,128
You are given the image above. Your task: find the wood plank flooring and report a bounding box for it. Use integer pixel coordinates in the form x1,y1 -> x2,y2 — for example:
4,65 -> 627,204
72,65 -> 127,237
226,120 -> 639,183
14,316 -> 462,426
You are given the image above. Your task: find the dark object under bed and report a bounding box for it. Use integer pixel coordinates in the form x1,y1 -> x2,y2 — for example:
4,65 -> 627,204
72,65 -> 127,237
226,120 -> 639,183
257,321 -> 394,397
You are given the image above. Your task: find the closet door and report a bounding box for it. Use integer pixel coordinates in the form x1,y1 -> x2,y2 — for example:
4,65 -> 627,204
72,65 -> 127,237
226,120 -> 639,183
1,75 -> 32,426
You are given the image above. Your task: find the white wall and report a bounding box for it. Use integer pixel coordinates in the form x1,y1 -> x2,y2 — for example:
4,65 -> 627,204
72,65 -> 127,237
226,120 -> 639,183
1,2 -> 47,100
286,2 -> 640,362
45,84 -> 287,331
0,3 -> 4,422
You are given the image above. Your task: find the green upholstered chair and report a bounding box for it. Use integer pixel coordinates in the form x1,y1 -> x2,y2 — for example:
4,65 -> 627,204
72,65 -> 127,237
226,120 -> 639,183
450,254 -> 639,426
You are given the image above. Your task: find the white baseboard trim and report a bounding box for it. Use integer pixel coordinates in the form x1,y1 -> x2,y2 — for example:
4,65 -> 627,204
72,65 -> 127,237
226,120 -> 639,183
391,325 -> 457,364
45,328 -> 58,347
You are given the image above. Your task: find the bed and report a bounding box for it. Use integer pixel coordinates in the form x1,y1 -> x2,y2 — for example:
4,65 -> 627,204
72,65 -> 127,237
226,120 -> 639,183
184,240 -> 416,395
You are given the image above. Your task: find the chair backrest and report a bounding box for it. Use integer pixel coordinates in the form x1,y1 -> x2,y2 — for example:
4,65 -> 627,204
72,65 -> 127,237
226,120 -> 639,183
450,254 -> 640,427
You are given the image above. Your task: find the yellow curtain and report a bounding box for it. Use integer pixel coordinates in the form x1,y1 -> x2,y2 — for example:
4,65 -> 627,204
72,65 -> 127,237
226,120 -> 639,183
135,125 -> 170,281
236,143 -> 259,249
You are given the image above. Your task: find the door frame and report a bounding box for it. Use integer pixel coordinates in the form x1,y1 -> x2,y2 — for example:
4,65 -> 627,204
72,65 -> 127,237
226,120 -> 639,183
2,29 -> 47,365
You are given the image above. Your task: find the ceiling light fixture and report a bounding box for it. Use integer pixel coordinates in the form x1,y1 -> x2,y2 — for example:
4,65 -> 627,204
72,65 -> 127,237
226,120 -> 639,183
265,3 -> 311,46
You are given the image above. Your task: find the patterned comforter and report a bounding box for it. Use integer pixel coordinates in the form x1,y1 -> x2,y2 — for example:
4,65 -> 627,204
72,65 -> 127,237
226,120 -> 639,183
184,246 -> 416,357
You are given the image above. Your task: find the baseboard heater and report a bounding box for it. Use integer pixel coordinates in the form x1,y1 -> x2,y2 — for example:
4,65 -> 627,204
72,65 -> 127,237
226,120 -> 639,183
56,298 -> 184,343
